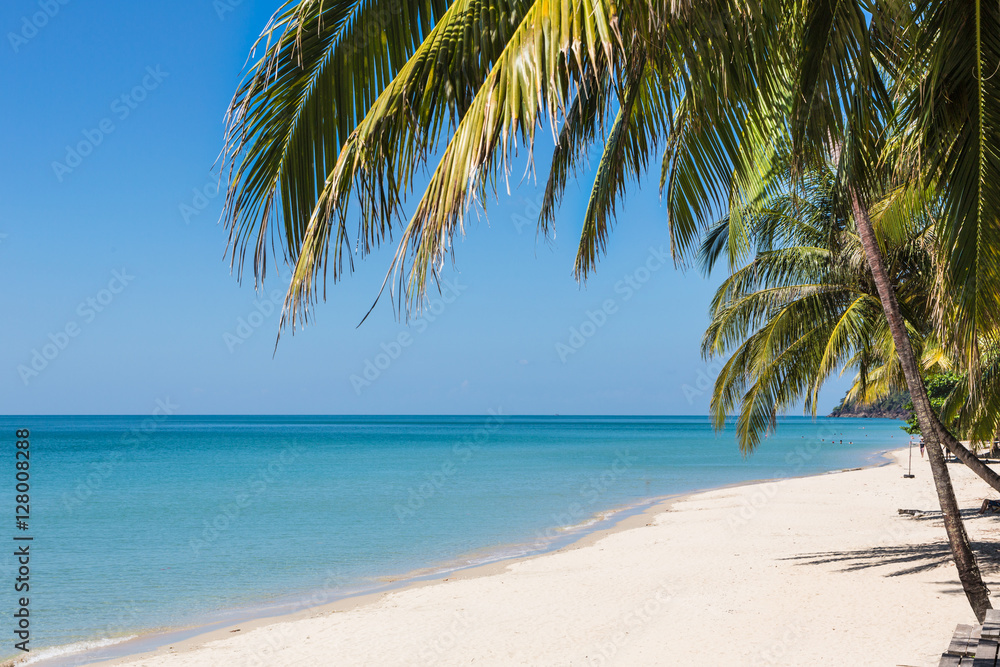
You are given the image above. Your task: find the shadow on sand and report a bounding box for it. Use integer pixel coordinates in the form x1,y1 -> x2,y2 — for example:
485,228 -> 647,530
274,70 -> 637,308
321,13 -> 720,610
783,510 -> 1000,576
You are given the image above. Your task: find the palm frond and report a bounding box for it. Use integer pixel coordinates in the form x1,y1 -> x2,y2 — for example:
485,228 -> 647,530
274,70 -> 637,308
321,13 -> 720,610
378,0 -> 624,314
901,0 -> 1000,381
575,54 -> 670,279
537,72 -> 613,240
222,0 -> 450,285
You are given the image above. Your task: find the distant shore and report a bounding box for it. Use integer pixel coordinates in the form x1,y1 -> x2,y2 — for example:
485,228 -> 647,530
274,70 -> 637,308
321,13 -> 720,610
74,447 -> 999,667
828,389 -> 910,419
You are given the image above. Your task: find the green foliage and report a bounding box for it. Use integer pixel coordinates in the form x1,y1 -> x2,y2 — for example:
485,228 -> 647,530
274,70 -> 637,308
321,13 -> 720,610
220,0 -> 1000,450
222,0 -> 793,324
699,148 -> 936,453
829,388 -> 910,418
897,1 -> 1000,380
901,372 -> 962,435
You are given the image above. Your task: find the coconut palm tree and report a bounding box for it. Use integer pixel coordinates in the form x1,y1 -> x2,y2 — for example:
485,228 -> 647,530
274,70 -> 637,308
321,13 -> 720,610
699,155 -> 935,450
221,0 -> 1000,618
651,2 -> 1000,618
699,145 -> 999,615
699,149 -> 1000,446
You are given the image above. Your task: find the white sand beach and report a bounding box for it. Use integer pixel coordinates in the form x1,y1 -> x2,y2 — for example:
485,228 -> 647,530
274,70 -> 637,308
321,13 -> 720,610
98,448 -> 1000,667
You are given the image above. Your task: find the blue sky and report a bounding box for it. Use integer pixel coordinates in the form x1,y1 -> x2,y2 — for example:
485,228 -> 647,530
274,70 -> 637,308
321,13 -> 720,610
0,0 -> 852,415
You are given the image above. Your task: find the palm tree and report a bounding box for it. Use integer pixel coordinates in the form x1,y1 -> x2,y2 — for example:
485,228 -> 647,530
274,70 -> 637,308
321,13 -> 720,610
221,0 -> 1000,618
649,3 -> 999,618
701,148 -> 1000,464
699,155 -> 936,452
699,145 -> 996,617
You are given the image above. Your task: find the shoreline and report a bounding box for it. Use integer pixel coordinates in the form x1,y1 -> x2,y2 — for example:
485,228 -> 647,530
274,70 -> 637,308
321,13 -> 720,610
89,443 -> 1000,665
25,446 -> 897,667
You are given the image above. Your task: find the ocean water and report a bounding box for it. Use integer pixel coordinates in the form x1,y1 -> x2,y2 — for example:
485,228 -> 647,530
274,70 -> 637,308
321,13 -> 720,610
0,414 -> 906,664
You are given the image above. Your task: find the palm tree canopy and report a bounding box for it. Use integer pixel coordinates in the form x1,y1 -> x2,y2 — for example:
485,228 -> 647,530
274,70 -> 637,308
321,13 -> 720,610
700,152 -> 939,453
222,0 -> 1000,365
222,0 -> 783,326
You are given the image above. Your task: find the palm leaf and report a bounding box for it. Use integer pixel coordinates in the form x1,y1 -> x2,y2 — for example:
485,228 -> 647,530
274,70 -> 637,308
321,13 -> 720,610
222,0 -> 450,284
575,54 -> 671,279
901,0 -> 1000,380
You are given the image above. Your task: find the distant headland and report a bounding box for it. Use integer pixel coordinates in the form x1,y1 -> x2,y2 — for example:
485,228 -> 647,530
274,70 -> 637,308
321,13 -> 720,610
828,389 -> 910,419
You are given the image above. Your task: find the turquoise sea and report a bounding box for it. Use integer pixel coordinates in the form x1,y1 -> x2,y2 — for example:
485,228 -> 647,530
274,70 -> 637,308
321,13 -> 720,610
0,415 -> 906,665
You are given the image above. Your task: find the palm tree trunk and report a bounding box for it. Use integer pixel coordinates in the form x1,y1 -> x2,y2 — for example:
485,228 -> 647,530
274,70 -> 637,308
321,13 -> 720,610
942,429 -> 1000,491
850,185 -> 992,621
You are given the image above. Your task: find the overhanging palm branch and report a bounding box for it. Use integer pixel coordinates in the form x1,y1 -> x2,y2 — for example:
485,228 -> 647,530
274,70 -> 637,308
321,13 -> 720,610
225,0 -> 787,329
222,0 -> 452,284
896,0 -> 1000,379
280,0 -> 623,325
573,53 -> 672,279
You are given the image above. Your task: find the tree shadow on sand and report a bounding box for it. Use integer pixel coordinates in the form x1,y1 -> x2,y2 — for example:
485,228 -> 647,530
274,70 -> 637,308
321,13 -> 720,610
782,510 -> 1000,577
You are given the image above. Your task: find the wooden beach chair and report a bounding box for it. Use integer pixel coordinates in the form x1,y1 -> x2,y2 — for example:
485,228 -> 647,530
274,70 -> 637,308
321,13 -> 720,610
939,609 -> 1000,665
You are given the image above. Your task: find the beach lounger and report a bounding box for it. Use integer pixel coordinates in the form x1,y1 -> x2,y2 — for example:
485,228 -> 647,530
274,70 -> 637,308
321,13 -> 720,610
939,609 -> 1000,665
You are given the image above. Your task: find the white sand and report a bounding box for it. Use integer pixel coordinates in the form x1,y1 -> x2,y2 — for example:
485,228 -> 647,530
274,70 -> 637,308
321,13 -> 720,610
100,449 -> 1000,667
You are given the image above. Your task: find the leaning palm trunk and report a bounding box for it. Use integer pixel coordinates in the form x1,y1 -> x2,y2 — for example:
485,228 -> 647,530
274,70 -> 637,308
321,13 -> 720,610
851,186 -> 992,621
942,431 -> 1000,492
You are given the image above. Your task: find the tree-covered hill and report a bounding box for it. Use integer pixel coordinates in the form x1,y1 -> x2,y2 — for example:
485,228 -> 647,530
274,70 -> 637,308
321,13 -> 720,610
829,390 -> 910,419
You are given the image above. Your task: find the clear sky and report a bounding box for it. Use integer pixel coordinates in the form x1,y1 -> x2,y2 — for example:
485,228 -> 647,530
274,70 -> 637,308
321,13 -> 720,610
0,0 -> 852,416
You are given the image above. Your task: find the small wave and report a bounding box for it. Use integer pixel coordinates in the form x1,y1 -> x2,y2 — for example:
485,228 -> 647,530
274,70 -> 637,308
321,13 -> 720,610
551,517 -> 600,533
18,635 -> 137,665
460,545 -> 536,566
552,501 -> 650,535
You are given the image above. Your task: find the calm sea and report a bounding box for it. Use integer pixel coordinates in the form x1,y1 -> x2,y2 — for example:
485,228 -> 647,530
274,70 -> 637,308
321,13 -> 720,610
0,415 -> 906,664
